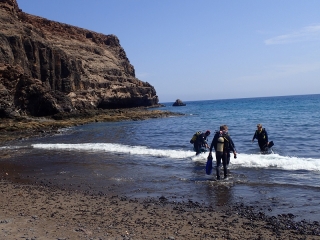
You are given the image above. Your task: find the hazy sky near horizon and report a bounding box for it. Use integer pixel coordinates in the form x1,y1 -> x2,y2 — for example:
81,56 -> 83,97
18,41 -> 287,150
17,0 -> 320,102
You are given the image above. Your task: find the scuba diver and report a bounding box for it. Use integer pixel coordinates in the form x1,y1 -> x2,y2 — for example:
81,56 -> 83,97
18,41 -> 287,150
252,124 -> 273,152
220,127 -> 236,166
208,125 -> 236,180
192,130 -> 211,155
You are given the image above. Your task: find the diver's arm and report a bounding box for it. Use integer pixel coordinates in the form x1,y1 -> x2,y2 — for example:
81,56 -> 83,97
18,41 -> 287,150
230,137 -> 236,152
228,136 -> 237,158
252,131 -> 257,142
264,129 -> 269,143
209,139 -> 214,153
209,134 -> 218,153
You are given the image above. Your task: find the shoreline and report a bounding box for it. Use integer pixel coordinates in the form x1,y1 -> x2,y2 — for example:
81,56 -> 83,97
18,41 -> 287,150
0,108 -> 181,144
1,109 -> 320,239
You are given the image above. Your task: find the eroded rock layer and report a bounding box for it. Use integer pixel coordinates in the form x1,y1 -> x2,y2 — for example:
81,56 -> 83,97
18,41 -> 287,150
0,0 -> 159,117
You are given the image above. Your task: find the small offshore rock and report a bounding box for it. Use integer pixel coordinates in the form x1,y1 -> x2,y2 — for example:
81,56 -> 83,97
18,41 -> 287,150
172,99 -> 186,106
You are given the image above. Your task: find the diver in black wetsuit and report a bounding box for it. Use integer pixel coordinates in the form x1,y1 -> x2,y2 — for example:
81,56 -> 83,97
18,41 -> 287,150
224,131 -> 236,166
194,130 -> 210,155
252,124 -> 269,151
208,125 -> 236,180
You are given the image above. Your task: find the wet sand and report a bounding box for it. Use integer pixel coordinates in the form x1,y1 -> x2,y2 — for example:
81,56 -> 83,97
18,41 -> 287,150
1,109 -> 320,239
1,180 -> 319,240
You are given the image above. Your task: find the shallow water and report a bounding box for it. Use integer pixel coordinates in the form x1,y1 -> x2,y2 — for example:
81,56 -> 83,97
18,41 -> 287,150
1,94 -> 320,222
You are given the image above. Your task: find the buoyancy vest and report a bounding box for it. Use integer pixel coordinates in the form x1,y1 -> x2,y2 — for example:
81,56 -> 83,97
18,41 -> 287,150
190,131 -> 202,144
255,128 -> 266,141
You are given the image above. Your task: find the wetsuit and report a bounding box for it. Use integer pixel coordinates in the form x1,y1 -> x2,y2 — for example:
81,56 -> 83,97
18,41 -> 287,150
224,132 -> 236,165
252,128 -> 268,151
209,131 -> 236,180
194,132 -> 208,155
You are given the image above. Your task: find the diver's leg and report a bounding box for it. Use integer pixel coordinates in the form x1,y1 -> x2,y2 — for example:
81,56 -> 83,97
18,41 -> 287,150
194,143 -> 200,155
226,152 -> 231,166
222,153 -> 228,178
215,152 -> 222,180
258,141 -> 265,151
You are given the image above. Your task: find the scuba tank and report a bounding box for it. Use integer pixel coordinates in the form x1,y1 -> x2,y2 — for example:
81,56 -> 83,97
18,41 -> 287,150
216,136 -> 224,152
190,131 -> 202,144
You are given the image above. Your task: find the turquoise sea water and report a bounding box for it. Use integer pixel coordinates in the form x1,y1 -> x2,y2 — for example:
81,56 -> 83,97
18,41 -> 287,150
1,94 -> 320,221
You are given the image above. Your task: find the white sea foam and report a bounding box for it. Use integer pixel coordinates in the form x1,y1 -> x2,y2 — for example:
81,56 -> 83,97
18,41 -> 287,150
0,146 -> 25,150
31,143 -> 320,171
32,143 -> 195,159
233,153 -> 320,171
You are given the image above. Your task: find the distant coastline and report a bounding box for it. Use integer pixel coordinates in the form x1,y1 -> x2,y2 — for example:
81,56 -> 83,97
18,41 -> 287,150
162,93 -> 320,103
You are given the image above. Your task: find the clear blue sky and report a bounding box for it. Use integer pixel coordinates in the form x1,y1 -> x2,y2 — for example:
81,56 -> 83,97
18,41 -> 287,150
17,0 -> 320,103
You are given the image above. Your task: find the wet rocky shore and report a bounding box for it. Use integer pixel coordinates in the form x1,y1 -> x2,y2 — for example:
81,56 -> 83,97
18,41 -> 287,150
0,108 -> 180,144
0,108 -> 319,239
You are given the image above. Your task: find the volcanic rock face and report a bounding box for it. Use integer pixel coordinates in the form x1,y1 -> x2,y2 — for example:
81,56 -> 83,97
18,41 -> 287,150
0,0 -> 159,117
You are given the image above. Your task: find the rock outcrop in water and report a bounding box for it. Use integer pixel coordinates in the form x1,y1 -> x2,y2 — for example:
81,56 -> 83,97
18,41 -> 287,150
172,99 -> 186,106
0,0 -> 159,118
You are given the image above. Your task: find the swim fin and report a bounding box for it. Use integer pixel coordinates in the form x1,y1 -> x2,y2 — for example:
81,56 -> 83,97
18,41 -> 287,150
206,154 -> 213,175
268,141 -> 274,148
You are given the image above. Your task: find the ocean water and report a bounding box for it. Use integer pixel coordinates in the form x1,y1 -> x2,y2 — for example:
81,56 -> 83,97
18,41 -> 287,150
1,94 -> 320,221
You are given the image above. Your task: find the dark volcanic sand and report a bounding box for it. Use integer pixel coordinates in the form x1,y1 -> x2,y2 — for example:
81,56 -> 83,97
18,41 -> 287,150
0,180 -> 319,240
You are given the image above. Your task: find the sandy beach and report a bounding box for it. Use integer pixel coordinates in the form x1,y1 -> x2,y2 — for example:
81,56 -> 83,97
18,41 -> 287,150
0,179 -> 319,240
1,109 -> 320,239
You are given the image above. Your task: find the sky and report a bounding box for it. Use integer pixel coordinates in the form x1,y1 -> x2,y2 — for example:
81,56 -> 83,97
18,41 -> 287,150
17,0 -> 320,103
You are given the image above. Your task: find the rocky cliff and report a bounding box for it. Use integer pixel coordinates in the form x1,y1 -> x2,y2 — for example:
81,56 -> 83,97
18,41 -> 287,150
0,0 -> 159,118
